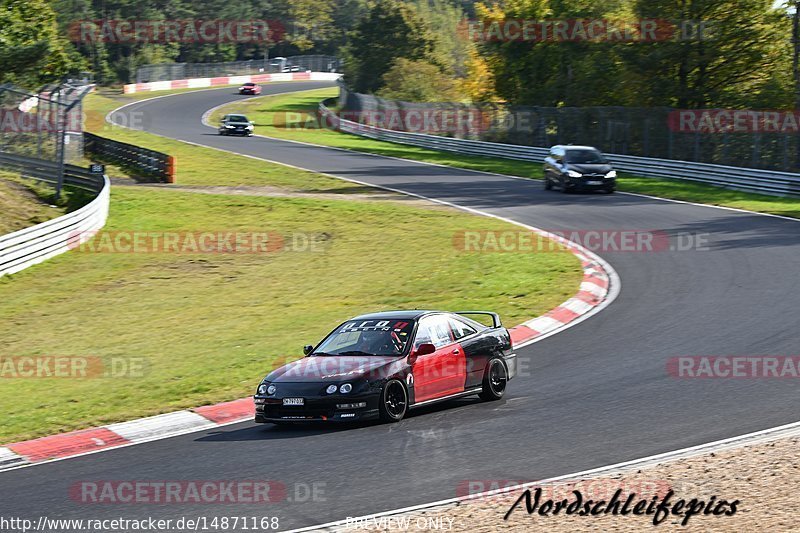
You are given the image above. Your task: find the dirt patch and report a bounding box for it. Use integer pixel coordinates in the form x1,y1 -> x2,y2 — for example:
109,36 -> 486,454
110,179 -> 457,211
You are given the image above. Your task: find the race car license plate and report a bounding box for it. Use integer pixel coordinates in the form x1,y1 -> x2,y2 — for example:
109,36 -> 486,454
283,398 -> 304,406
586,180 -> 603,185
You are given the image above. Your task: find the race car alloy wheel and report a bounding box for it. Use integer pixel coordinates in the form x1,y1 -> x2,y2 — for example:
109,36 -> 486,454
380,380 -> 408,422
479,359 -> 507,401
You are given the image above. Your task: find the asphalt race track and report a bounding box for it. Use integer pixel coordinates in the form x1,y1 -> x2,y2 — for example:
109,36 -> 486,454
3,81 -> 800,530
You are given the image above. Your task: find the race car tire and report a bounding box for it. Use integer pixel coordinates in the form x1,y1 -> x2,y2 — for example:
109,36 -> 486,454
544,176 -> 552,190
379,379 -> 408,422
479,358 -> 508,401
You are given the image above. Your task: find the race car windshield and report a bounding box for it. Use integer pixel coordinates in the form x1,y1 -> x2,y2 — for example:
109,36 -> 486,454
565,149 -> 606,164
228,115 -> 248,122
243,83 -> 255,86
313,319 -> 416,357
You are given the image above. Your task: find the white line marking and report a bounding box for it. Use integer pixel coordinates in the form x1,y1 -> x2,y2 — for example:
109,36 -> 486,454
107,411 -> 216,442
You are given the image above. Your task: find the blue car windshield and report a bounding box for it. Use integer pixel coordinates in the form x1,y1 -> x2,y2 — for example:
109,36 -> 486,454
314,319 -> 416,356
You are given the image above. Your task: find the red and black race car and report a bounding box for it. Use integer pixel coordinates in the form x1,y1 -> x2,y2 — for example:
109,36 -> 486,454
238,82 -> 262,95
253,310 -> 516,424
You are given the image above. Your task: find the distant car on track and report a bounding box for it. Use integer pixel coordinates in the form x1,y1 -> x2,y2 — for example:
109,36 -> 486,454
254,310 -> 516,424
238,82 -> 261,95
218,114 -> 254,136
544,145 -> 616,193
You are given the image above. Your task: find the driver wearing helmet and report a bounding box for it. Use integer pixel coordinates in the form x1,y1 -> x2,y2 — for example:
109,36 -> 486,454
357,329 -> 404,355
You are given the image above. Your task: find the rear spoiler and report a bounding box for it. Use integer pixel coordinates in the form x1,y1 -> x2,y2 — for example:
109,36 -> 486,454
456,311 -> 502,328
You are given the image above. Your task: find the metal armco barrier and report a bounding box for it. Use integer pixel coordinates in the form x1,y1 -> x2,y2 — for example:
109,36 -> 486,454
0,153 -> 110,277
84,132 -> 175,182
319,99 -> 800,199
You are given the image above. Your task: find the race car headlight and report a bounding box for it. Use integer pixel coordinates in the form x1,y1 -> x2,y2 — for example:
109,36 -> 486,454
257,384 -> 268,395
225,125 -> 235,128
339,383 -> 353,394
605,170 -> 617,178
246,125 -> 254,129
326,384 -> 338,394
567,170 -> 582,178
267,385 -> 277,395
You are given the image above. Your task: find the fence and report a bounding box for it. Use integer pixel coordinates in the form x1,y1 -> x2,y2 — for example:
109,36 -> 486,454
0,154 -> 110,277
339,87 -> 800,174
136,55 -> 340,83
319,98 -> 800,198
0,79 -> 94,197
84,132 -> 175,182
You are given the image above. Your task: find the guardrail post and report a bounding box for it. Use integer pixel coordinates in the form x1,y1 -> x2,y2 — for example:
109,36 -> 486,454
166,156 -> 176,183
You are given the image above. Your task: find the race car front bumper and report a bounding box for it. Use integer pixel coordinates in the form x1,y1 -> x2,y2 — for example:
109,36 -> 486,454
254,385 -> 381,423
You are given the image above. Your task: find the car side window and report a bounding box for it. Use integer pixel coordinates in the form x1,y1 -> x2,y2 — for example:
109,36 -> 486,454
414,316 -> 453,350
449,318 -> 477,340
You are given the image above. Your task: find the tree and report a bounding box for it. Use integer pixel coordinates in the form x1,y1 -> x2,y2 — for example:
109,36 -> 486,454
0,0 -> 80,87
625,0 -> 788,108
378,58 -> 460,101
343,0 -> 440,93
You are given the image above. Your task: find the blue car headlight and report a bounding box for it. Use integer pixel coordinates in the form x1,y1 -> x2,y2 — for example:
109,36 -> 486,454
326,384 -> 338,394
339,383 -> 353,394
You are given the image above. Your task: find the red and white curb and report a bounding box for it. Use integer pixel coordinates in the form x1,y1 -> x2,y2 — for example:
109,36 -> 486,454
0,398 -> 253,471
123,72 -> 341,94
507,237 -> 610,347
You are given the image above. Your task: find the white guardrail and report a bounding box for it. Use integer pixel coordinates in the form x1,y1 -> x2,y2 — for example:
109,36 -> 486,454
319,99 -> 800,198
0,168 -> 110,277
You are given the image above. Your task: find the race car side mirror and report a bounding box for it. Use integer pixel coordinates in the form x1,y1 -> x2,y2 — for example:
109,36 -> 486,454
411,343 -> 436,361
303,344 -> 314,355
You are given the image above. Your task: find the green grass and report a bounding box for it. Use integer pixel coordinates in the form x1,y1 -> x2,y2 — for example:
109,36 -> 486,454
214,87 -> 800,220
0,171 -> 95,234
0,91 -> 582,443
86,91 -> 359,190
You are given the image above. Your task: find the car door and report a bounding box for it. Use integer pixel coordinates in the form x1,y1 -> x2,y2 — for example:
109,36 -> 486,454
447,316 -> 487,389
411,315 -> 466,403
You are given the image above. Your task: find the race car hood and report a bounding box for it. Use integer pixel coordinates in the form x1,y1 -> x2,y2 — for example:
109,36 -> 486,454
266,355 -> 403,383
